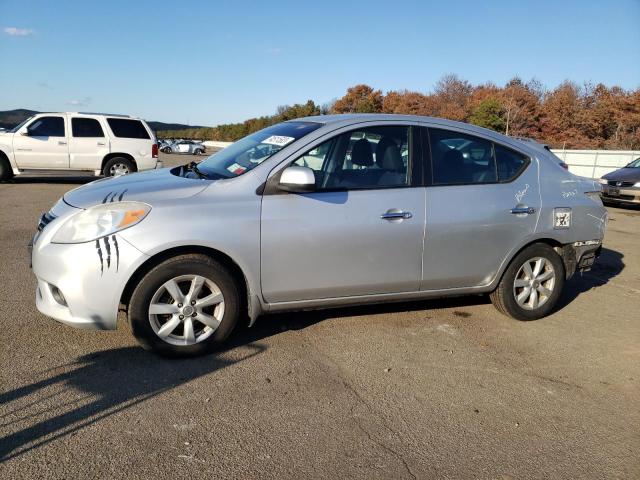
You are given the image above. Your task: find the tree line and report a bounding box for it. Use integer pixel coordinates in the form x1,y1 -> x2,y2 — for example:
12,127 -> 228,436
158,75 -> 640,150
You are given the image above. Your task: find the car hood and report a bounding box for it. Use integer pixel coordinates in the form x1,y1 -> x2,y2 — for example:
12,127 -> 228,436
602,168 -> 640,183
63,168 -> 209,208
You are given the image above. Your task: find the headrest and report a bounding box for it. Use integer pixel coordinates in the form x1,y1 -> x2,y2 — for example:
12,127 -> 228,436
350,139 -> 374,167
376,137 -> 403,171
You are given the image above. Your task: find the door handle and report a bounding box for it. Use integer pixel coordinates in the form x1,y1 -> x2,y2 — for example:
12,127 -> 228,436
381,210 -> 412,220
511,207 -> 535,215
97,142 -> 106,146
58,141 -> 67,145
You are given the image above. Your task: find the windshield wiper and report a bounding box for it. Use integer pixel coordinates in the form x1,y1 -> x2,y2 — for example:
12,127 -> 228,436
186,161 -> 209,179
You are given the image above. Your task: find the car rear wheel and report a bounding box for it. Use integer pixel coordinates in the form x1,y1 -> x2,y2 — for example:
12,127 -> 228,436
0,153 -> 14,181
128,254 -> 241,357
490,243 -> 565,320
103,157 -> 136,177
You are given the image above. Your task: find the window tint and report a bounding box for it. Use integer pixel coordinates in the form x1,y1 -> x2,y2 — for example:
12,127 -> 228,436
107,118 -> 150,139
429,129 -> 496,185
495,144 -> 528,181
27,117 -> 65,137
292,126 -> 410,190
72,118 -> 104,137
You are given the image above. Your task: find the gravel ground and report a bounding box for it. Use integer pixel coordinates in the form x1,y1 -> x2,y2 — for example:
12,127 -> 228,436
1,154 -> 639,479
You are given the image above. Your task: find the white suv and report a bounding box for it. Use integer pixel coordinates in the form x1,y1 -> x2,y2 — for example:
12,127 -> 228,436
0,112 -> 161,180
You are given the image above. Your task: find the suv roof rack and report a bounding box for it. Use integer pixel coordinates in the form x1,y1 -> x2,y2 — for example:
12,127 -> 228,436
75,112 -> 133,118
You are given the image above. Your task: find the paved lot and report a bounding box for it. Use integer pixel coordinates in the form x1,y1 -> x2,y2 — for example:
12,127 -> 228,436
1,155 -> 639,479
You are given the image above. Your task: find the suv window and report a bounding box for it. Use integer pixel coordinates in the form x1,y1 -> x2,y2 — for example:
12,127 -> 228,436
292,126 -> 410,190
107,118 -> 150,139
72,118 -> 104,137
27,116 -> 65,137
428,129 -> 496,185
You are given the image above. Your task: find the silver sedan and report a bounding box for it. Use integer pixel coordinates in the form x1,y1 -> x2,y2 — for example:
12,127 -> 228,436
31,114 -> 607,356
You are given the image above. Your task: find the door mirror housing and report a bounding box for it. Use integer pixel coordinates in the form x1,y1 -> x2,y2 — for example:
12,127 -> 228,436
278,166 -> 316,193
20,130 -> 30,136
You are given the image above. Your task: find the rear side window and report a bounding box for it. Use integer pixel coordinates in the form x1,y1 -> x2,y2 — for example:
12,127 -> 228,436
27,116 -> 65,137
72,118 -> 104,137
495,144 -> 528,181
428,129 -> 496,185
107,118 -> 150,139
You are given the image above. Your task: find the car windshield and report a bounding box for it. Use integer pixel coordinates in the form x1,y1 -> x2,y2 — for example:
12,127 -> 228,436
8,116 -> 34,133
625,157 -> 640,168
196,121 -> 321,179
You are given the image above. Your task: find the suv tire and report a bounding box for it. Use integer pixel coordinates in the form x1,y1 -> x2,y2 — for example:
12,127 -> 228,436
128,254 -> 241,357
0,153 -> 14,181
103,157 -> 136,177
490,243 -> 565,320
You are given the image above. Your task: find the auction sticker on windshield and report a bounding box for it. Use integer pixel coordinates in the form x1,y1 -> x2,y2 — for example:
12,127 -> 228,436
262,135 -> 295,147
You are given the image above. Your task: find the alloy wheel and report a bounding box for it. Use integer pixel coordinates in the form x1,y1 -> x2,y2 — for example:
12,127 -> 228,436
148,274 -> 225,346
513,256 -> 556,310
110,163 -> 130,176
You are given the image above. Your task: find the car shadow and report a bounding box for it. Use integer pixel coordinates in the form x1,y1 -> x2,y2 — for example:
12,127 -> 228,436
557,247 -> 625,309
4,176 -> 95,185
0,342 -> 266,461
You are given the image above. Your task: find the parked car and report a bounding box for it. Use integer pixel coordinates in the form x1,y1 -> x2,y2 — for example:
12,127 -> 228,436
0,112 -> 160,180
163,140 -> 206,155
30,114 -> 606,356
598,157 -> 640,206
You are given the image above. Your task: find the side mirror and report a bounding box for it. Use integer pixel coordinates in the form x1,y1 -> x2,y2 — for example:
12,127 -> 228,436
278,166 -> 316,193
20,131 -> 30,136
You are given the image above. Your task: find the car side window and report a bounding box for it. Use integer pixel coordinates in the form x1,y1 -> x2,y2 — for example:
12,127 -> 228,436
72,118 -> 104,138
292,126 -> 410,190
428,129 -> 497,185
495,144 -> 528,181
107,118 -> 150,139
27,116 -> 65,137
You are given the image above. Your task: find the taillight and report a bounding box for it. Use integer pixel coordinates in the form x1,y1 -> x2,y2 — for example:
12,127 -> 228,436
152,143 -> 158,158
559,162 -> 569,170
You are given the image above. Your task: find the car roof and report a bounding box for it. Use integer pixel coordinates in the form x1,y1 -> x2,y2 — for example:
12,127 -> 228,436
34,112 -> 143,120
291,113 -> 539,153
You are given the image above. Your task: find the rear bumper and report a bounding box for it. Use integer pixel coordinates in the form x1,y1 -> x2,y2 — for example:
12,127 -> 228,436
562,240 -> 602,279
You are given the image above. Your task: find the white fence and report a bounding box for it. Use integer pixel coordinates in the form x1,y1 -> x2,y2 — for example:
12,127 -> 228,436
551,149 -> 639,179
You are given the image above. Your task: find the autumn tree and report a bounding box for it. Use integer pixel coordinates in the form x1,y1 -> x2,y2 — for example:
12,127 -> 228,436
331,84 -> 383,113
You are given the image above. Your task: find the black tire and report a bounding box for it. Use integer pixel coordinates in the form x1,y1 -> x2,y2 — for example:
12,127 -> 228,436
103,157 -> 136,177
194,149 -> 203,155
0,153 -> 14,181
128,254 -> 241,357
490,243 -> 565,321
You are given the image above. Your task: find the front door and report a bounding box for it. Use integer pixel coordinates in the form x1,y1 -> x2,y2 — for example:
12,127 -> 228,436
261,125 -> 426,303
421,127 -> 540,290
13,115 -> 69,169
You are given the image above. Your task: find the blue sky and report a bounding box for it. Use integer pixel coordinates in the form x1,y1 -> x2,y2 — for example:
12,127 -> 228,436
1,0 -> 638,126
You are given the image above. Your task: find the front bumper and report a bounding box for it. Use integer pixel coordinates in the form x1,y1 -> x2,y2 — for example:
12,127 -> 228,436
32,232 -> 149,330
601,185 -> 640,205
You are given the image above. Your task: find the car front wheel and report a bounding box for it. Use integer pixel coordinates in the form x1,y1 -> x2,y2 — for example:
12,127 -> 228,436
490,243 -> 565,321
128,254 -> 241,357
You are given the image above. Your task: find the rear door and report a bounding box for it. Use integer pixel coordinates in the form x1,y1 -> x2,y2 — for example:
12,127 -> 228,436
69,117 -> 110,170
261,124 -> 426,303
105,117 -> 152,158
13,115 -> 69,169
421,127 -> 540,290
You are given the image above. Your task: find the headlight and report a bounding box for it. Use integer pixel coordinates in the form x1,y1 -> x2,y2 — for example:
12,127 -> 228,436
597,178 -> 608,185
635,182 -> 640,187
52,202 -> 151,244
